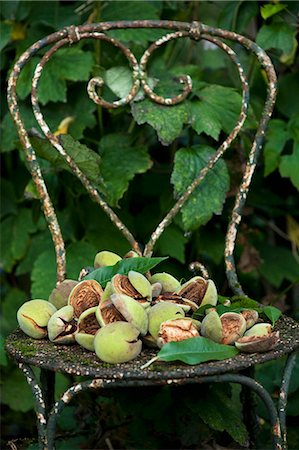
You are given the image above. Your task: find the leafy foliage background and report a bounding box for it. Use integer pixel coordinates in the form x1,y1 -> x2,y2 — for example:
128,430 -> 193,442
1,1 -> 299,448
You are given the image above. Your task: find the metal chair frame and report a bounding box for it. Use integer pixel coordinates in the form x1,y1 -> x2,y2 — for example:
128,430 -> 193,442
5,20 -> 299,450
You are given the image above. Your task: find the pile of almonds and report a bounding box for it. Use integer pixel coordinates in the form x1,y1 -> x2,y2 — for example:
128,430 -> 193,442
16,251 -> 279,364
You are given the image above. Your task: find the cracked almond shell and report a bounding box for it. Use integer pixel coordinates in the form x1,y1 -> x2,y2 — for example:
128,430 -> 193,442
201,310 -> 222,343
240,309 -> 259,329
157,318 -> 200,348
94,321 -> 142,364
96,298 -> 125,327
68,279 -> 103,318
112,273 -> 151,307
148,302 -> 185,340
220,312 -> 247,345
177,277 -> 217,308
244,322 -> 272,337
128,271 -> 152,304
49,279 -> 79,309
201,311 -> 246,345
111,293 -> 148,336
235,331 -> 279,353
47,305 -> 77,344
75,306 -> 100,351
149,272 -> 181,293
17,300 -> 57,339
94,250 -> 121,268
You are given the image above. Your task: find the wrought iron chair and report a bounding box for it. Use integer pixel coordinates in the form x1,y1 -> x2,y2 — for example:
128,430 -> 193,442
5,20 -> 299,450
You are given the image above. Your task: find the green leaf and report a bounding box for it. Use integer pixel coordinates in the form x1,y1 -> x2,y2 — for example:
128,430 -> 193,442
0,21 -> 12,51
131,99 -> 188,146
16,48 -> 93,104
61,135 -> 103,189
264,119 -> 289,176
192,304 -> 216,320
16,231 -> 53,276
85,256 -> 167,288
171,146 -> 230,230
0,179 -> 17,218
103,1 -> 164,43
31,135 -> 103,189
279,141 -> 299,191
258,244 -> 299,288
156,225 -> 187,264
194,84 -> 248,134
194,384 -> 248,445
260,4 -> 287,20
189,101 -> 222,140
99,134 -> 152,206
66,241 -> 98,280
1,369 -> 34,412
256,21 -> 297,56
1,288 -> 27,337
276,73 -> 299,118
0,216 -> 15,271
0,335 -> 8,366
31,249 -> 57,299
104,66 -> 133,98
11,208 -> 37,260
157,337 -> 239,365
262,306 -> 282,327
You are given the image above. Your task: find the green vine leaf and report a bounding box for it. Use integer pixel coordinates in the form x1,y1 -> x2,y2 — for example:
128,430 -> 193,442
85,256 -> 167,288
171,146 -> 230,230
99,134 -> 152,206
131,99 -> 188,146
156,337 -> 239,365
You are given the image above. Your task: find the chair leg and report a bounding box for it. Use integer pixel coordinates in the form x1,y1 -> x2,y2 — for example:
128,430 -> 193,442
19,363 -> 48,450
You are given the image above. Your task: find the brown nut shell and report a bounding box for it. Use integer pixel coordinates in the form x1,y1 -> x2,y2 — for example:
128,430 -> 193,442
68,280 -> 103,318
220,312 -> 246,345
157,318 -> 200,347
235,331 -> 279,353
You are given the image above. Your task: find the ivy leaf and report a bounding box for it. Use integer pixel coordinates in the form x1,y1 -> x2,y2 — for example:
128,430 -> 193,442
171,146 -> 230,230
157,337 -> 239,365
262,306 -> 282,327
264,119 -> 289,176
131,99 -> 188,146
85,257 -> 167,288
99,134 -> 152,206
279,142 -> 299,191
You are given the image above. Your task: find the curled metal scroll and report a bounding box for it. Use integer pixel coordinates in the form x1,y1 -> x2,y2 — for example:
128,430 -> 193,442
7,20 -> 277,296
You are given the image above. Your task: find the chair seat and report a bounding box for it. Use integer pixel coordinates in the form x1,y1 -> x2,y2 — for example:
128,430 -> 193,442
5,315 -> 299,383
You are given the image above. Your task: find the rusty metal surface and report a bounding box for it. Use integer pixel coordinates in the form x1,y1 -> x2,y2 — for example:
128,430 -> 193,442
7,20 -> 277,296
6,315 -> 299,381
